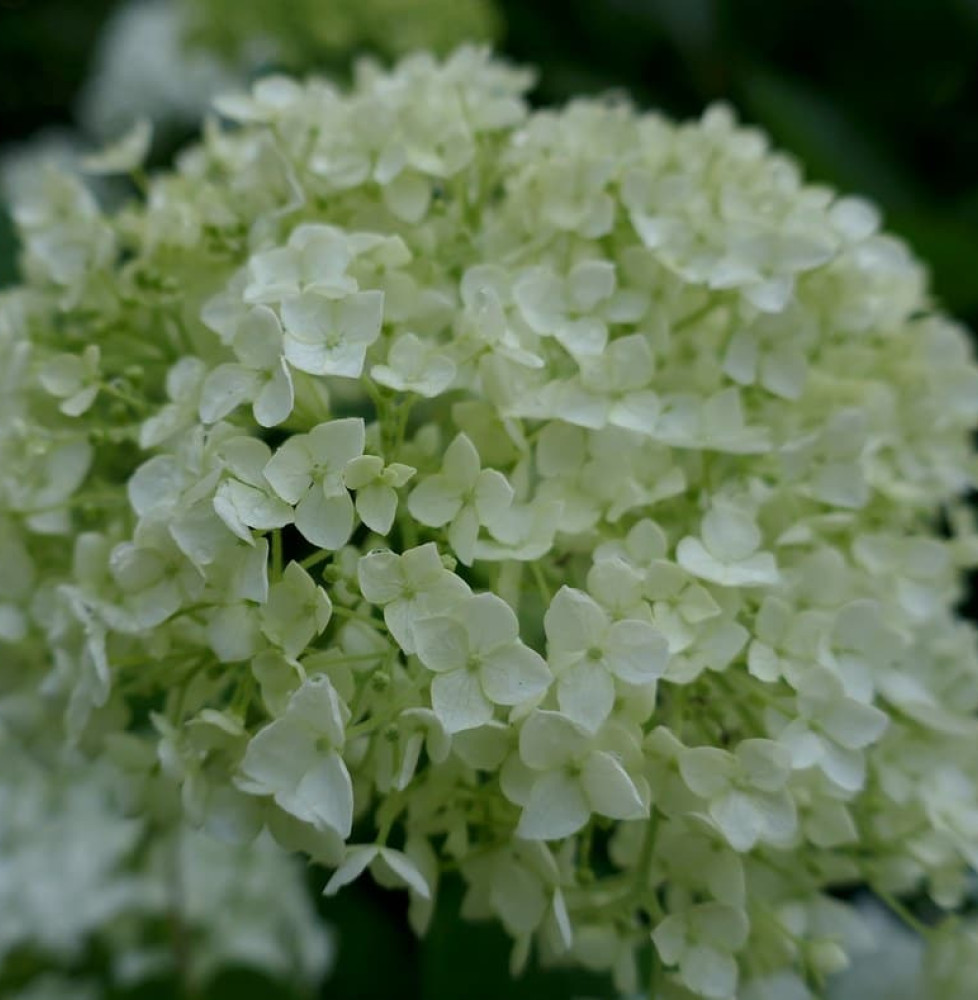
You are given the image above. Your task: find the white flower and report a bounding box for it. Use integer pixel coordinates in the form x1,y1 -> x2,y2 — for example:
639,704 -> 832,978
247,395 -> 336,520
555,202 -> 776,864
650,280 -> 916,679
413,593 -> 550,733
677,501 -> 779,588
199,305 -> 294,427
38,345 -> 101,416
679,739 -> 797,851
371,332 -> 456,396
343,455 -> 415,535
323,843 -> 431,901
245,225 -> 358,304
513,260 -> 619,358
263,418 -> 365,549
260,562 -> 332,659
280,290 -> 385,377
653,902 -> 750,1000
357,543 -> 470,653
507,710 -> 647,840
407,433 -> 514,564
773,667 -> 888,793
237,674 -> 352,838
543,586 -> 668,732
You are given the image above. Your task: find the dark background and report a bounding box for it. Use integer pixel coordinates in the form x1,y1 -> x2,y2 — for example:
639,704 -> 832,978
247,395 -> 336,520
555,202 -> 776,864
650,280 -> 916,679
1,0 -> 976,997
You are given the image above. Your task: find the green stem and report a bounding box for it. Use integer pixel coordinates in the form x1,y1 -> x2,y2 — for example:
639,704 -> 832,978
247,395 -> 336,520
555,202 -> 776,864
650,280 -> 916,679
299,548 -> 331,572
872,885 -> 933,938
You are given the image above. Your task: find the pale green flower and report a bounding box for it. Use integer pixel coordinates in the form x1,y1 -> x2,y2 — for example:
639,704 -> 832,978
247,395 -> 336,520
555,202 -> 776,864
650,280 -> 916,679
771,666 -> 888,793
677,501 -> 779,588
37,345 -> 101,416
237,673 -> 352,837
280,289 -> 385,378
371,332 -> 456,397
259,561 -> 332,660
679,739 -> 797,851
263,418 -> 365,549
199,305 -> 294,427
357,542 -> 469,653
413,593 -> 550,733
343,454 -> 415,535
506,710 -> 647,840
544,586 -> 668,731
653,902 -> 750,1000
408,433 -> 514,564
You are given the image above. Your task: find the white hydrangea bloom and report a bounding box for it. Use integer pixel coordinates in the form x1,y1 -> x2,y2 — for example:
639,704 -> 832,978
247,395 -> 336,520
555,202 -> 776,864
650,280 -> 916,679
4,47 -> 978,999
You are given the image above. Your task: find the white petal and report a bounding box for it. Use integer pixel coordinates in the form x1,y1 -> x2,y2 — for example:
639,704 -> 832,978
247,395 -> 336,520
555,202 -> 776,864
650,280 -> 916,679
711,790 -> 765,852
606,619 -> 669,683
431,669 -> 493,733
821,699 -> 889,751
474,469 -> 515,522
581,751 -> 646,820
449,504 -> 480,565
307,417 -> 366,468
413,615 -> 469,673
382,170 -> 431,222
557,661 -> 615,733
323,845 -> 380,896
216,479 -> 293,531
294,488 -> 355,550
679,747 -> 735,798
518,709 -> 589,770
253,360 -> 294,427
199,364 -> 260,423
376,846 -> 432,900
544,587 -> 607,654
357,549 -> 403,605
480,643 -> 551,706
490,859 -> 548,934
408,475 -> 462,527
263,437 -> 313,504
516,772 -> 590,840
237,719 -> 314,796
291,750 -> 354,837
681,943 -> 738,1000
356,483 -> 397,534
461,592 -> 519,652
442,433 -> 481,486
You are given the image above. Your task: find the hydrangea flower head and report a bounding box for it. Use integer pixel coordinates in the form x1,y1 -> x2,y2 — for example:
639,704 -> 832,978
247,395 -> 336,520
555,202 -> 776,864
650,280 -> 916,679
4,46 -> 978,998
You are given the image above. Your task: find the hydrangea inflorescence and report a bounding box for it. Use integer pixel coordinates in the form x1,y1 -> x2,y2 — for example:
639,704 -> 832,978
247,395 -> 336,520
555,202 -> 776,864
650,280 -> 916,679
3,47 -> 978,999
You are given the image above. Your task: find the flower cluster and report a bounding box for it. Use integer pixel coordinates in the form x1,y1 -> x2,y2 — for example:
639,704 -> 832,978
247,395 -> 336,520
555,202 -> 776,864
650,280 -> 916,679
3,47 -> 978,999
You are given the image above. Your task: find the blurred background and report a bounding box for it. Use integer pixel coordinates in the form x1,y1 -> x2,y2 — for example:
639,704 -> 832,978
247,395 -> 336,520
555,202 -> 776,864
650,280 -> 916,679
0,1 -> 976,997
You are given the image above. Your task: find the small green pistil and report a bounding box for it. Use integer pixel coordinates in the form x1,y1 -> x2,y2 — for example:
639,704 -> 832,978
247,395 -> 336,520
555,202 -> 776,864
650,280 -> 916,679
587,646 -> 604,662
466,654 -> 482,673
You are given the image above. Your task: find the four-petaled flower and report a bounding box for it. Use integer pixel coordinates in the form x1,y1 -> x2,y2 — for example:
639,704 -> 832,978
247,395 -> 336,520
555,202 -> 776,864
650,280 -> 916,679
408,433 -> 514,565
544,586 -> 669,732
263,418 -> 365,549
413,593 -> 551,733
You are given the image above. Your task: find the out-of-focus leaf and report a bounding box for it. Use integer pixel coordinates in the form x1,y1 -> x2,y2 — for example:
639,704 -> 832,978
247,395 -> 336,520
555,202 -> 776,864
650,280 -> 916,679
318,878 -> 420,1000
0,209 -> 17,289
890,210 -> 978,318
740,68 -> 922,210
420,875 -> 616,1000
